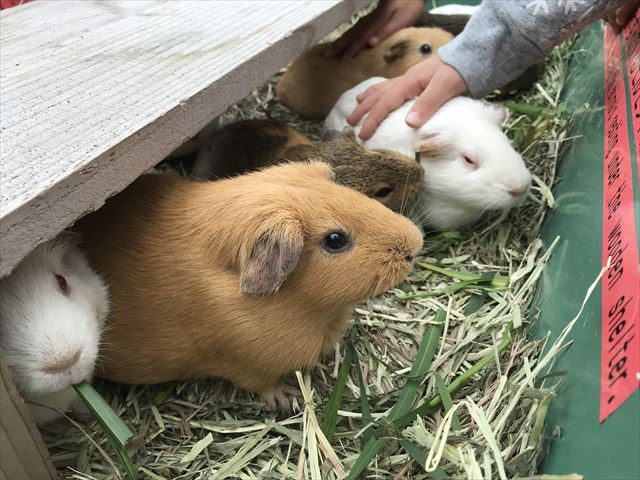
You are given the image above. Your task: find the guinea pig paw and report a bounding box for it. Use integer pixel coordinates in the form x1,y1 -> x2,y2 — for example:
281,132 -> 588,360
262,383 -> 301,413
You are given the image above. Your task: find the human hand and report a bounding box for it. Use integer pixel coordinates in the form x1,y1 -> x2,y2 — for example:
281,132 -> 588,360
347,54 -> 467,140
603,0 -> 639,33
325,0 -> 426,60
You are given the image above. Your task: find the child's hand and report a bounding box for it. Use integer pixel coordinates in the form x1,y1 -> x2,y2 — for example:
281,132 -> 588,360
348,55 -> 467,140
325,0 -> 425,60
603,0 -> 639,33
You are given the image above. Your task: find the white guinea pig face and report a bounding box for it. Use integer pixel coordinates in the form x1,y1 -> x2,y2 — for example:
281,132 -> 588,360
0,236 -> 108,398
414,118 -> 531,212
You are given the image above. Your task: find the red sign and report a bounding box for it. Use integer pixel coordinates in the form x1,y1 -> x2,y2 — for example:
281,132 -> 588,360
600,25 -> 640,423
0,0 -> 32,10
623,9 -> 640,176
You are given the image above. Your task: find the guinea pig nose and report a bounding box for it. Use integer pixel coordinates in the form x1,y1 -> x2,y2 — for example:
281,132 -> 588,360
44,350 -> 81,374
404,255 -> 414,262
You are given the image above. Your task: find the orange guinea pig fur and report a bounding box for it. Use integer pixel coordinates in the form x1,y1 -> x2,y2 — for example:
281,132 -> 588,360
276,27 -> 454,118
76,162 -> 423,407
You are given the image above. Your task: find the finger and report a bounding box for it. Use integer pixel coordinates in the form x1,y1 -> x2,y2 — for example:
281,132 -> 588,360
347,93 -> 379,126
602,12 -> 621,33
406,68 -> 466,127
358,99 -> 399,140
356,82 -> 385,103
325,36 -> 351,58
342,35 -> 374,60
368,17 -> 401,47
325,16 -> 372,58
342,17 -> 387,59
358,84 -> 410,139
616,0 -> 640,27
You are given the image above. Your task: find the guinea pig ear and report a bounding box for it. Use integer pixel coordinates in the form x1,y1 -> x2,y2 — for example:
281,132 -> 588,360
322,130 -> 346,143
51,230 -> 82,251
481,102 -> 507,126
411,133 -> 452,159
265,161 -> 336,183
299,161 -> 336,182
383,40 -> 408,64
240,219 -> 304,295
322,128 -> 357,144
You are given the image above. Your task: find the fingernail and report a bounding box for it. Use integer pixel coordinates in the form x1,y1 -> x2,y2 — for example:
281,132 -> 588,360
406,111 -> 424,126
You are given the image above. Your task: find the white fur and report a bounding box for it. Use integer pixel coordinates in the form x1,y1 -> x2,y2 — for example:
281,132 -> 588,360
0,235 -> 109,424
324,77 -> 532,230
429,5 -> 479,16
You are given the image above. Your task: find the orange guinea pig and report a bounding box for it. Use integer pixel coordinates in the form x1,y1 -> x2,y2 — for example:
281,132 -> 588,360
76,162 -> 423,408
276,27 -> 453,118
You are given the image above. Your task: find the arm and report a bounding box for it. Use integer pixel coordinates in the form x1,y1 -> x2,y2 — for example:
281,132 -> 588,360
351,0 -> 631,139
438,0 -> 628,98
325,0 -> 426,59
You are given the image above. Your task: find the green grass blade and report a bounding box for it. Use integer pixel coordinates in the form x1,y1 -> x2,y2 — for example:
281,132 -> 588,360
393,327 -> 512,428
464,293 -> 486,315
346,310 -> 445,479
74,381 -> 138,480
388,310 -> 445,420
417,262 -> 509,288
504,100 -> 545,116
349,342 -> 373,443
398,439 -> 448,479
434,373 -> 461,430
346,437 -> 385,480
399,439 -> 427,468
320,347 -> 352,442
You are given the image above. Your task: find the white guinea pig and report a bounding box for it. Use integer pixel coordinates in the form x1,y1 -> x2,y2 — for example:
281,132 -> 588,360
0,233 -> 109,424
324,77 -> 532,231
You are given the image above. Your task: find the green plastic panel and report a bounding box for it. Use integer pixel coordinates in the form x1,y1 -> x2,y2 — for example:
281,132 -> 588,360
532,24 -> 640,479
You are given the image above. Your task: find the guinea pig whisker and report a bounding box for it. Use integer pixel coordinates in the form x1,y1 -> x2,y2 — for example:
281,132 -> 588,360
407,189 -> 429,219
399,174 -> 412,214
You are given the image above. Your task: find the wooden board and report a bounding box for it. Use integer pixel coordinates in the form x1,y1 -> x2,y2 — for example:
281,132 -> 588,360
0,354 -> 58,480
0,0 -> 365,278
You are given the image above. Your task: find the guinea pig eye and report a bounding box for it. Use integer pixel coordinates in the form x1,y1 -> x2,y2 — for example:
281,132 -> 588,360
375,186 -> 394,198
54,273 -> 69,295
322,230 -> 350,253
463,155 -> 478,168
419,44 -> 432,55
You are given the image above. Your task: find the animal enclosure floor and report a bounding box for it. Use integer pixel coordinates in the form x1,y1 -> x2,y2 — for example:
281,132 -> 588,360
40,22 -> 581,480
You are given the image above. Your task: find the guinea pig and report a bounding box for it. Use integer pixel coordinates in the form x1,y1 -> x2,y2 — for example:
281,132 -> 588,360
190,118 -> 312,180
324,77 -> 532,231
276,27 -> 453,119
191,119 -> 424,214
75,162 -> 423,408
0,234 -> 109,424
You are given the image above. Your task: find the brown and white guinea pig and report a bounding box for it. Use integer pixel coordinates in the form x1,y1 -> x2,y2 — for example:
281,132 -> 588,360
276,27 -> 453,119
191,119 -> 424,214
75,162 -> 423,408
0,234 -> 109,424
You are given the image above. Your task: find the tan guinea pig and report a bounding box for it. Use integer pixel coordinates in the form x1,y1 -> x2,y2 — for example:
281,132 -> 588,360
75,163 -> 423,408
276,27 -> 453,118
191,119 -> 424,214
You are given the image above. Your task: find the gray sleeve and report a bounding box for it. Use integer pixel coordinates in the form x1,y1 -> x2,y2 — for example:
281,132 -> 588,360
437,0 -> 626,97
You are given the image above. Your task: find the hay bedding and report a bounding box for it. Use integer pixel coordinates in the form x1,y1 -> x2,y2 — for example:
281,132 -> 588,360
41,8 -> 586,480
